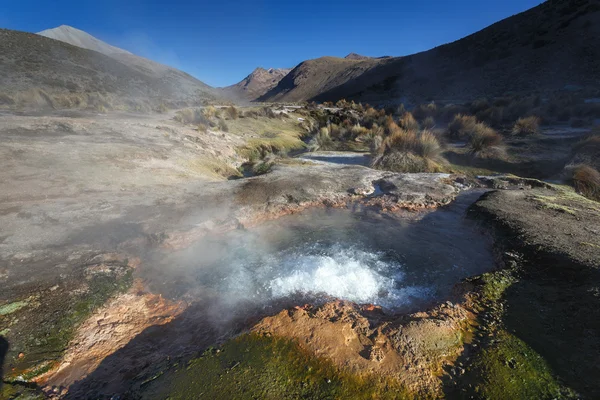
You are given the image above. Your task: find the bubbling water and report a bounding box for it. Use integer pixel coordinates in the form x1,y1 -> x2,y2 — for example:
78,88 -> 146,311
253,245 -> 430,309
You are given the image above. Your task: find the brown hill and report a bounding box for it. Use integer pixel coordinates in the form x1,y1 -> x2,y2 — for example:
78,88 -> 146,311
221,67 -> 291,101
258,56 -> 383,103
260,0 -> 600,104
0,27 -> 217,110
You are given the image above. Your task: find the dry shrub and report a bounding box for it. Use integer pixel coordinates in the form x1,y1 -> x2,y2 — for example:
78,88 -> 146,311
350,124 -> 369,139
512,116 -> 541,136
572,165 -> 600,201
225,105 -> 239,120
175,108 -> 210,125
197,123 -> 209,133
447,114 -> 478,139
571,134 -> 600,170
399,112 -> 420,131
372,121 -> 443,172
468,123 -> 504,157
218,119 -> 229,132
312,126 -> 333,150
573,134 -> 600,156
258,106 -> 278,118
244,110 -> 259,119
422,116 -> 436,130
156,103 -> 169,113
329,123 -> 346,139
373,151 -> 438,173
202,105 -> 217,119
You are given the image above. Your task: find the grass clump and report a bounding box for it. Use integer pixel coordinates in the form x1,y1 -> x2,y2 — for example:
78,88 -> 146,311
422,116 -> 436,130
447,114 -> 478,140
467,123 -> 504,156
225,105 -> 239,120
311,126 -> 333,151
372,120 -> 444,173
217,119 -> 229,132
572,165 -> 600,201
196,123 -> 209,133
512,116 -> 541,136
570,134 -> 600,171
174,108 -> 209,125
398,112 -> 420,131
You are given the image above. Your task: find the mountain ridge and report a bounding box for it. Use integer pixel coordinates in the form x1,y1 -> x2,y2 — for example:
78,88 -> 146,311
260,0 -> 600,104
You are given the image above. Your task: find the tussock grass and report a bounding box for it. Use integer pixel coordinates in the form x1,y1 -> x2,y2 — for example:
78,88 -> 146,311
467,124 -> 504,157
512,116 -> 541,136
447,114 -> 478,139
571,134 -> 600,171
422,116 -> 436,130
229,113 -> 307,161
398,112 -> 420,131
572,165 -> 600,201
372,120 -> 444,173
185,156 -> 241,180
573,134 -> 600,157
311,127 -> 334,150
174,108 -> 210,125
218,119 -> 229,132
225,106 -> 239,120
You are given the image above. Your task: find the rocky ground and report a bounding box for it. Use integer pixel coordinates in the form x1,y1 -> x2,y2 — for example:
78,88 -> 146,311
1,109 -> 599,399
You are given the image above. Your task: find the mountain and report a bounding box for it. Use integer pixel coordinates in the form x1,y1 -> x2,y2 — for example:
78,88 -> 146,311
38,25 -> 132,57
257,56 -> 383,103
0,26 -> 218,110
260,0 -> 600,104
221,67 -> 291,101
344,53 -> 372,60
35,25 -> 216,103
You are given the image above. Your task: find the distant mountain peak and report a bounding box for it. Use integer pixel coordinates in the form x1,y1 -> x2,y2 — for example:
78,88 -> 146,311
38,25 -> 132,56
222,67 -> 292,101
345,53 -> 372,60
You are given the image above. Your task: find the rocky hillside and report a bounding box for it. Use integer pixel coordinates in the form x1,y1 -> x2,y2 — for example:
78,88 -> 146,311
260,0 -> 600,104
257,56 -> 383,103
0,27 -> 217,110
221,67 -> 291,101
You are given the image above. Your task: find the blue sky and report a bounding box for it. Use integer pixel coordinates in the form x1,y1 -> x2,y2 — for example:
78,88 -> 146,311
1,0 -> 543,87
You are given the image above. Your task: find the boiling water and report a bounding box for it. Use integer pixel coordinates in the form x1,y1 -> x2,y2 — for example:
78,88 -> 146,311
147,191 -> 494,313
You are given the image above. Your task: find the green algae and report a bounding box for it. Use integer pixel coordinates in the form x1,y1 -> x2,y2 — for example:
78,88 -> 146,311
464,330 -> 576,400
3,267 -> 134,381
0,301 -> 29,316
143,333 -> 414,400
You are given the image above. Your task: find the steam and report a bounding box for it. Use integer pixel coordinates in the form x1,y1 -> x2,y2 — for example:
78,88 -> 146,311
145,193 -> 493,317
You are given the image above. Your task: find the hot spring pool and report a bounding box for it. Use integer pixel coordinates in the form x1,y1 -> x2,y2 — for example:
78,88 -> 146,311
146,191 -> 495,313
